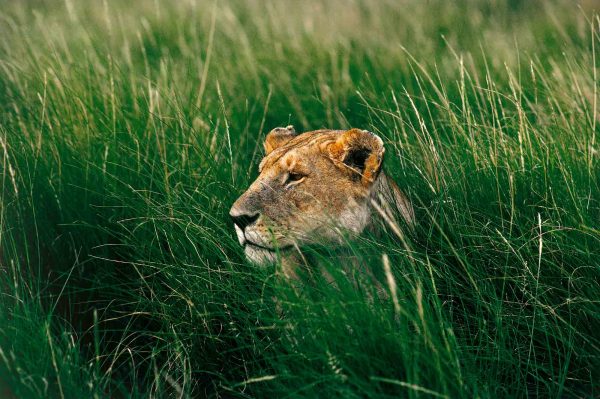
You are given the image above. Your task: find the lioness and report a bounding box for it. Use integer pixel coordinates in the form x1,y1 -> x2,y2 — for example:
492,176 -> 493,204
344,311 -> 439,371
230,126 -> 414,274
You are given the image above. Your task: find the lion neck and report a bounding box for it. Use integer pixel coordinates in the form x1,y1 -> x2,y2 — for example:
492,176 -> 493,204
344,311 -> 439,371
369,172 -> 414,228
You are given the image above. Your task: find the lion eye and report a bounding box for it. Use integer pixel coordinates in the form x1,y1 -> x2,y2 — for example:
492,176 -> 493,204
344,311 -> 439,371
286,172 -> 306,185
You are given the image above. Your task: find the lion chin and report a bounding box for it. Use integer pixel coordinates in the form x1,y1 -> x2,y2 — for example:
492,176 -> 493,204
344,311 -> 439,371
230,126 -> 414,269
243,244 -> 279,265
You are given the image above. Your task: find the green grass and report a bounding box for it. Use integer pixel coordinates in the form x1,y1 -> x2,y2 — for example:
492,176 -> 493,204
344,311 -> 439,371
1,0 -> 599,397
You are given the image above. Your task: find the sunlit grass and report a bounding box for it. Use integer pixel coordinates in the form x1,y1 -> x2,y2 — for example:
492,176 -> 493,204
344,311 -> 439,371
1,0 -> 599,397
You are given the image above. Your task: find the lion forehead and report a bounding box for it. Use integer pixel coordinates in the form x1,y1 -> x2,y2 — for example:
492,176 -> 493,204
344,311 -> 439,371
258,130 -> 340,172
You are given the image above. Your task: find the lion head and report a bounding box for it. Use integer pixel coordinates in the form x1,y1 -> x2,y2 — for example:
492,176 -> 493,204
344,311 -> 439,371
229,126 -> 413,265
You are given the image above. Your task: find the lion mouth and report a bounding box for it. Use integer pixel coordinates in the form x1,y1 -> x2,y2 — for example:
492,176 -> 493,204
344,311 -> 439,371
234,224 -> 293,255
245,240 -> 293,252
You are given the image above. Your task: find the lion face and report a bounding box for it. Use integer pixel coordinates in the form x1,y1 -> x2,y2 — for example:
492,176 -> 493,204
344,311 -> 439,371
229,127 -> 386,265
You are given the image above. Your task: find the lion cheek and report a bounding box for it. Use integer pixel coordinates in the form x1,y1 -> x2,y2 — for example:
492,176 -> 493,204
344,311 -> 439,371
338,202 -> 370,234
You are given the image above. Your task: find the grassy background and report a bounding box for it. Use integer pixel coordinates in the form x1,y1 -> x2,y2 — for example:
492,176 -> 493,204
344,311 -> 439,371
1,0 -> 599,397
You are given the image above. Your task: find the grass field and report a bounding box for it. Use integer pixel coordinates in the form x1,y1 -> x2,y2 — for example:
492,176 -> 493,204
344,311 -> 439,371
1,0 -> 600,397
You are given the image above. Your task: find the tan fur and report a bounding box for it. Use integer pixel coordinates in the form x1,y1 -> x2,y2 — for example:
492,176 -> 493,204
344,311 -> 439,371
230,127 -> 414,271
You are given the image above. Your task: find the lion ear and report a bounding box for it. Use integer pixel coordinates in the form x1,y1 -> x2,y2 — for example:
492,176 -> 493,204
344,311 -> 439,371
328,128 -> 385,186
264,125 -> 297,154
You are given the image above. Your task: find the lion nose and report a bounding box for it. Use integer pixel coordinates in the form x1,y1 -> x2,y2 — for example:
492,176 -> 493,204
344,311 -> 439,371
230,211 -> 260,231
